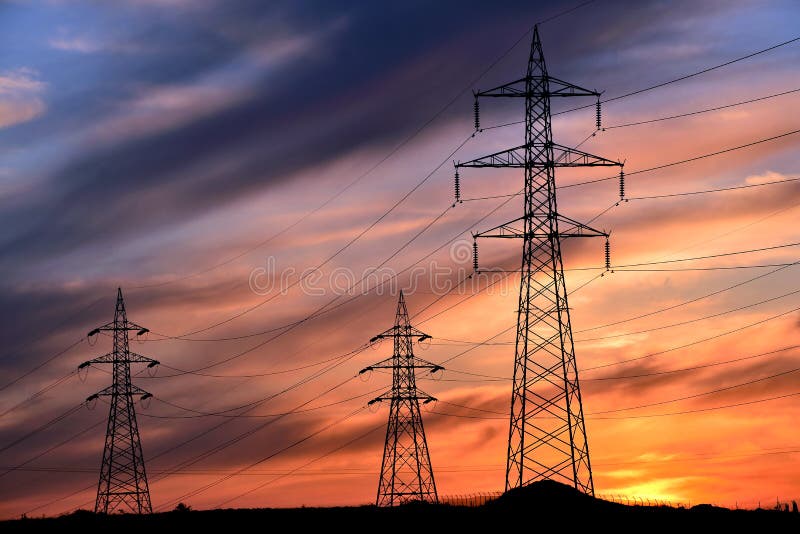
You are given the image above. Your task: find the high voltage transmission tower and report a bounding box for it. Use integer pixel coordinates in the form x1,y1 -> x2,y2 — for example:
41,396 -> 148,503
456,26 -> 623,495
360,291 -> 443,506
79,288 -> 159,514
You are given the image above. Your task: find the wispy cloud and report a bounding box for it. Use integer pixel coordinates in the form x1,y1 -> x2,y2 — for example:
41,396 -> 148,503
48,31 -> 147,54
0,68 -> 46,129
48,35 -> 103,53
80,34 -> 315,147
745,170 -> 796,185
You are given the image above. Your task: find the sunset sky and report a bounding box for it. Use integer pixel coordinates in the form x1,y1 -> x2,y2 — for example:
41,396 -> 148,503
1,0 -> 800,518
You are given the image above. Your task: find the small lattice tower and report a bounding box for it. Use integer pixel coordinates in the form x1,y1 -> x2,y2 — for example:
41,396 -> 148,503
79,288 -> 159,514
360,291 -> 443,506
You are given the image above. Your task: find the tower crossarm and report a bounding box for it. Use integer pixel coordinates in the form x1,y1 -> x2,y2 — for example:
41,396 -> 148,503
360,356 -> 443,373
474,213 -> 607,241
128,352 -> 160,366
456,143 -> 528,168
369,325 -> 431,343
88,321 -> 150,337
368,390 -> 437,405
551,142 -> 622,168
476,75 -> 599,98
78,351 -> 159,368
456,142 -> 622,169
86,383 -> 152,401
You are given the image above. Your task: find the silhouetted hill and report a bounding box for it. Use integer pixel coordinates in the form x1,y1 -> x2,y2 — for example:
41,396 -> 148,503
491,478 -> 624,511
4,481 -> 798,532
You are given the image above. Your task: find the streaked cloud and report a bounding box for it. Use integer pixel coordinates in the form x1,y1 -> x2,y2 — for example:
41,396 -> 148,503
0,68 -> 46,129
1,0 -> 800,519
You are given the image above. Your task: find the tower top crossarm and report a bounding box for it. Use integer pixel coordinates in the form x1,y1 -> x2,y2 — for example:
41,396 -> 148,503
475,74 -> 599,99
87,288 -> 151,337
78,287 -> 159,371
474,26 -> 600,99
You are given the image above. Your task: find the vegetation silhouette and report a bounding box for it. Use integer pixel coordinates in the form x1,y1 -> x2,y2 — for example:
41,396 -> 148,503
4,481 -> 798,531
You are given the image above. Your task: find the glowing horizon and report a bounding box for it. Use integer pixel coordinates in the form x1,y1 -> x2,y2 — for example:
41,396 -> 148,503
1,0 -> 799,518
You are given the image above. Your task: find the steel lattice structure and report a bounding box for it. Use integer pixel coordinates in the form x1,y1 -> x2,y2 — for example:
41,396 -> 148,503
457,26 -> 623,494
79,288 -> 159,514
360,291 -> 443,506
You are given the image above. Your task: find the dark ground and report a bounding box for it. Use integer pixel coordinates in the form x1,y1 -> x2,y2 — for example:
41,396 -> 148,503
4,481 -> 799,532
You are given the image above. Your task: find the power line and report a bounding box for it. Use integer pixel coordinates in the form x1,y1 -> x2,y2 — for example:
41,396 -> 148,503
437,303 -> 800,380
575,261 -> 798,334
151,351 -> 354,379
90,188 -> 517,390
0,338 -> 83,393
62,371 -> 367,514
214,423 -> 384,508
128,1 -> 593,293
144,388 -> 382,419
604,87 -> 800,129
0,371 -> 77,418
30,280 -> 494,512
433,391 -> 800,421
584,304 -> 800,371
124,240 -> 798,381
145,137 -> 481,378
434,344 -> 800,384
150,348 -> 365,429
130,164 -> 522,381
76,134 -> 588,392
0,296 -> 103,363
590,366 -> 800,415
488,242 -> 800,273
438,345 -> 800,382
414,264 -> 799,380
561,128 -> 800,190
483,86 -> 800,132
176,136 -> 470,339
613,242 -> 800,268
537,0 -> 598,25
19,342 -> 372,516
575,288 -> 800,343
460,129 -> 800,201
593,391 -> 800,420
593,446 -> 800,467
552,34 -> 800,116
614,262 -> 796,272
432,286 -> 800,347
431,273 -> 605,367
11,12 -> 799,514
155,406 -> 367,511
148,0 -> 602,337
0,419 -> 103,480
627,176 -> 800,200
153,168 -> 521,347
0,404 -> 83,454
585,345 -> 800,381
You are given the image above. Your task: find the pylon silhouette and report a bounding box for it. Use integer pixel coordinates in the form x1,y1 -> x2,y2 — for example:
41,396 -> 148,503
79,288 -> 159,514
360,291 -> 443,506
456,26 -> 624,494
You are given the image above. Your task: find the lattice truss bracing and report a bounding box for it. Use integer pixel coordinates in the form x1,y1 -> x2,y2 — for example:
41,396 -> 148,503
79,288 -> 159,514
361,291 -> 443,506
457,26 -> 623,495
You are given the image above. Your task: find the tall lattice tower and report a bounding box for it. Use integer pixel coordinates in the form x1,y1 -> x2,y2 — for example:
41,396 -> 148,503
79,288 -> 159,514
360,291 -> 443,506
456,26 -> 623,494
